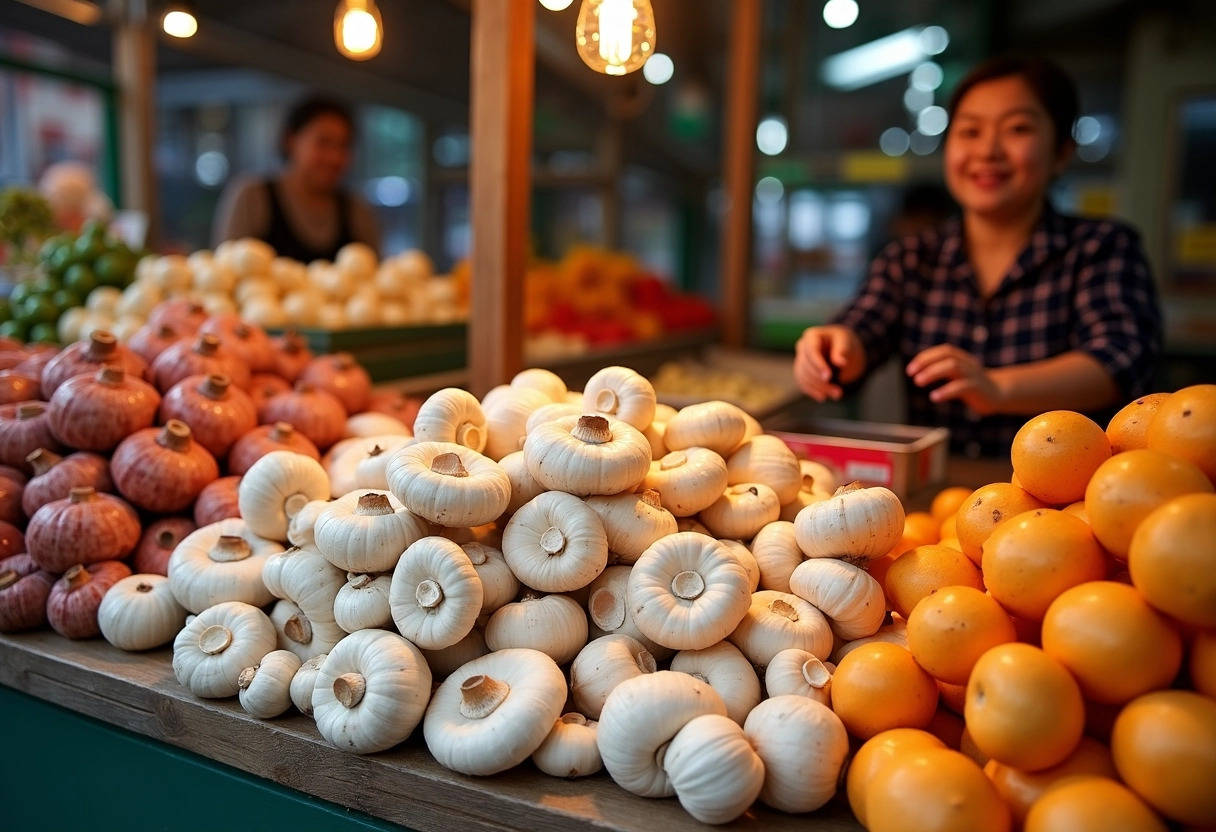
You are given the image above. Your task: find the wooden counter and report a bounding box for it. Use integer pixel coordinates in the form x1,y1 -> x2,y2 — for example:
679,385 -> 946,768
0,631 -> 863,832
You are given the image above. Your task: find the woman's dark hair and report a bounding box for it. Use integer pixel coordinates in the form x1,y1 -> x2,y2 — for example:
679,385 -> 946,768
281,95 -> 355,157
947,56 -> 1079,151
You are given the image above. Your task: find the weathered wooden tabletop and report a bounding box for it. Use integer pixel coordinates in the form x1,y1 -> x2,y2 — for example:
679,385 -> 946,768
0,631 -> 865,832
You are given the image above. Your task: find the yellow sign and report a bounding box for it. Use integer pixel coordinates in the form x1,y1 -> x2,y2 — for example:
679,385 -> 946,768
840,152 -> 909,183
1177,224 -> 1216,267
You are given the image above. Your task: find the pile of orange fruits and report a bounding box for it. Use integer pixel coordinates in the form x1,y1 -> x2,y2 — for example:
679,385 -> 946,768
840,384 -> 1216,832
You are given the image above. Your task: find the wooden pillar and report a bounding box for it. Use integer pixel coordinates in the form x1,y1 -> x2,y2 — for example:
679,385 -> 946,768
598,118 -> 624,248
112,2 -> 158,244
468,0 -> 534,396
720,0 -> 762,349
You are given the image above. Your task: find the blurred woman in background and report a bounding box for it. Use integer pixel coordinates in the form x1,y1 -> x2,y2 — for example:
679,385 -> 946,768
213,95 -> 380,261
794,56 -> 1162,458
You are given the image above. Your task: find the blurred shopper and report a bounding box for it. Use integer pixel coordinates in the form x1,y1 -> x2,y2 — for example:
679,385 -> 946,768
213,95 -> 380,260
38,161 -> 113,234
794,56 -> 1161,457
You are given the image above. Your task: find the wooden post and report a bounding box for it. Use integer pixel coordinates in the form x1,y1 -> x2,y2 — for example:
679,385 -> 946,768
468,0 -> 534,396
599,118 -> 624,248
720,0 -> 762,349
112,2 -> 158,243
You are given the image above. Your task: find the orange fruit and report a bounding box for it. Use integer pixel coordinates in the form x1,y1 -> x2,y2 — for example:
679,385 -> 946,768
1127,493 -> 1216,628
1041,580 -> 1183,704
960,726 -> 990,767
867,550 -> 901,593
1111,690 -> 1216,825
984,736 -> 1119,826
926,706 -> 966,749
865,748 -> 1011,832
1085,448 -> 1214,560
846,728 -> 946,824
1107,392 -> 1171,454
939,512 -> 958,540
906,586 -> 1016,684
937,679 -> 967,714
931,486 -> 974,522
1192,630 -> 1216,699
965,642 -> 1085,771
885,545 -> 985,619
938,535 -> 962,551
1061,500 -> 1089,523
955,482 -> 1047,565
1146,384 -> 1216,484
1025,777 -> 1168,832
1011,410 -> 1111,505
904,511 -> 940,546
831,641 -> 939,740
981,508 -> 1107,621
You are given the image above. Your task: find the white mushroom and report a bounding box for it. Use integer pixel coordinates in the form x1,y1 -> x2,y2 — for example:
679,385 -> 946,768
643,447 -> 730,517
386,442 -> 511,528
238,649 -> 302,719
502,491 -> 608,592
764,648 -> 833,705
172,601 -> 277,699
670,640 -> 762,726
743,695 -> 849,813
728,589 -> 834,667
313,489 -> 427,573
532,713 -> 602,779
523,414 -> 652,497
389,536 -> 483,650
585,489 -> 678,565
581,366 -> 657,431
168,518 -> 282,614
665,713 -> 766,824
483,592 -> 588,666
570,634 -> 657,720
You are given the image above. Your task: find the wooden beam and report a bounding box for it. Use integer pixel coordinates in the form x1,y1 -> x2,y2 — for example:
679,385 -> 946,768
720,0 -> 762,349
468,0 -> 534,395
112,10 -> 157,243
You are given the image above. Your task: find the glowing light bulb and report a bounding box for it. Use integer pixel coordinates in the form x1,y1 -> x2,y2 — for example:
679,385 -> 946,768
162,10 -> 198,38
539,0 -> 575,10
334,0 -> 383,61
575,0 -> 656,77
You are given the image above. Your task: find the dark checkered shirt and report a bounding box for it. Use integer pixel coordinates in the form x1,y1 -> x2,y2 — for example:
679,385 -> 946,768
832,203 -> 1162,458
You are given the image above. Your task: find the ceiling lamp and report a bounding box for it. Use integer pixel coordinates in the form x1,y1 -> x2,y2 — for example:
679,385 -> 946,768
539,0 -> 575,10
162,7 -> 198,38
575,0 -> 656,77
334,0 -> 383,61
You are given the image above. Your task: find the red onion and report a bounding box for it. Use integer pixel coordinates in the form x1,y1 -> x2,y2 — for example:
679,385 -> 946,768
12,350 -> 58,379
40,331 -> 149,396
22,449 -> 113,518
47,560 -> 132,639
270,332 -> 314,382
48,366 -> 161,452
150,333 -> 251,393
227,422 -> 321,476
366,391 -> 424,431
160,373 -> 257,459
147,298 -> 208,334
258,382 -> 346,450
247,373 -> 292,413
193,475 -> 242,526
200,313 -> 275,373
0,401 -> 64,474
0,370 -> 41,404
301,352 -> 371,414
0,553 -> 56,632
0,466 -> 25,526
0,351 -> 28,371
112,420 -> 219,513
27,486 -> 140,572
133,516 -> 197,576
0,519 -> 24,559
128,322 -> 184,366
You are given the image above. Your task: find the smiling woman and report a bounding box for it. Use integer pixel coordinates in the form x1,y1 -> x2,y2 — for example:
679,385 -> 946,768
793,56 -> 1163,458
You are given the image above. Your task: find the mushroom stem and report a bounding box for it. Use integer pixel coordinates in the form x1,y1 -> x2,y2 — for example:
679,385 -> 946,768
802,659 -> 832,690
834,481 -> 864,496
430,452 -> 470,478
16,403 -> 45,420
348,573 -> 375,590
671,570 -> 706,601
334,672 -> 366,708
355,492 -> 394,516
560,713 -> 588,726
572,415 -> 612,445
771,599 -> 799,622
635,650 -> 657,674
459,674 -> 511,719
0,570 -> 19,590
63,564 -> 90,590
639,489 -> 664,509
659,451 -> 688,471
209,535 -> 253,563
455,423 -> 483,451
284,493 -> 310,519
593,389 -> 619,414
238,666 -> 258,690
26,447 -> 63,476
199,624 -> 232,655
68,486 -> 96,504
415,579 -> 444,609
800,473 -> 816,493
589,587 -> 626,630
539,527 -> 567,556
284,613 -> 313,644
136,582 -> 154,594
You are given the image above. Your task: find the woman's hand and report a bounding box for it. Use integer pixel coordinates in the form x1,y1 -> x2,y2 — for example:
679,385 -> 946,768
794,325 -> 867,401
906,345 -> 1004,415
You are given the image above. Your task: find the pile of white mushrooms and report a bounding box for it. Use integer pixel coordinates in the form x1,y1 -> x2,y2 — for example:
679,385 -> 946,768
139,365 -> 912,824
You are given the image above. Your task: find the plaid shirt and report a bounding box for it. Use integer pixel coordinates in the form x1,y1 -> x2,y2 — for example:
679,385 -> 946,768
832,203 -> 1162,458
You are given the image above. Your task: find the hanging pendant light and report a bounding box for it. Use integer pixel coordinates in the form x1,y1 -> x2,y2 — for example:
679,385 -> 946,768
334,0 -> 383,61
575,0 -> 656,76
